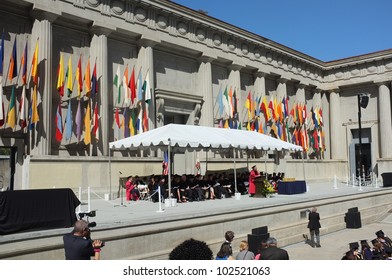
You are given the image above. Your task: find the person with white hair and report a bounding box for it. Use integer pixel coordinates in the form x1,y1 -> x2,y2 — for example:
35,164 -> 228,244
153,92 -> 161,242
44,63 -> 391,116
307,207 -> 321,248
259,237 -> 289,260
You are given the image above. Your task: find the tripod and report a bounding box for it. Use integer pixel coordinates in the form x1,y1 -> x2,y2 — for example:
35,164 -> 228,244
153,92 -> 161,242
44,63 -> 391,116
114,172 -> 127,207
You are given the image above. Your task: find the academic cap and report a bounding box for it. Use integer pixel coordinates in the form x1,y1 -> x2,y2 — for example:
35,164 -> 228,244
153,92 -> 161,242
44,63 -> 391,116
375,230 -> 385,237
371,239 -> 379,245
251,165 -> 256,169
349,242 -> 359,250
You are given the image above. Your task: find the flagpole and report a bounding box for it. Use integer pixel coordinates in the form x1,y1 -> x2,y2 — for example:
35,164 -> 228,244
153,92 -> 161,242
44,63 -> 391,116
233,147 -> 237,193
108,146 -> 112,199
168,139 -> 171,203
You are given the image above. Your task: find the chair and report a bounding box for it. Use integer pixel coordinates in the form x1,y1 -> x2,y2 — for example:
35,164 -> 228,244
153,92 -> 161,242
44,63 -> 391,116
138,184 -> 149,200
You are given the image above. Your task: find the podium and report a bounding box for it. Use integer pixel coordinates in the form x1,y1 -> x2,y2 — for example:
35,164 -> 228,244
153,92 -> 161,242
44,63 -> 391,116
254,176 -> 266,198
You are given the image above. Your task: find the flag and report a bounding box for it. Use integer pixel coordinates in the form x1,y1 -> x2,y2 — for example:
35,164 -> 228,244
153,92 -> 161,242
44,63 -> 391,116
297,103 -> 303,125
65,55 -> 73,97
217,85 -> 224,117
218,119 -> 223,128
260,96 -> 269,122
254,118 -> 259,132
0,31 -> 4,76
233,89 -> 238,119
92,102 -> 99,140
8,38 -> 17,82
19,84 -> 27,129
29,85 -> 39,129
162,151 -> 169,175
6,86 -> 16,128
136,106 -> 143,134
246,120 -> 250,131
129,66 -> 136,105
91,61 -> 98,98
222,86 -> 230,117
56,53 -> 65,97
283,97 -> 289,119
136,67 -> 143,101
258,119 -> 264,134
245,91 -> 251,118
84,57 -> 91,96
84,100 -> 91,145
312,107 -> 319,129
268,97 -> 275,122
128,109 -> 134,137
75,99 -> 82,141
31,40 -> 39,85
313,129 -> 319,150
20,41 -> 27,85
55,102 -> 63,142
0,77 -> 4,127
65,99 -> 73,141
228,87 -> 233,118
113,65 -> 121,104
224,119 -> 229,128
76,55 -> 83,98
122,65 -> 129,105
142,106 -> 149,131
318,107 -> 323,126
276,98 -> 282,122
115,107 -> 120,128
143,69 -> 152,104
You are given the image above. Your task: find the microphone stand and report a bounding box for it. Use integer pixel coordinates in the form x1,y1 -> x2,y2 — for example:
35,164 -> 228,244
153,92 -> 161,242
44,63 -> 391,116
114,171 -> 127,207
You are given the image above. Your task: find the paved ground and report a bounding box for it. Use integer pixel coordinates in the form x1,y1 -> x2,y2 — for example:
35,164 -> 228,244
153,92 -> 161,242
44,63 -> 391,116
1,178 -> 392,260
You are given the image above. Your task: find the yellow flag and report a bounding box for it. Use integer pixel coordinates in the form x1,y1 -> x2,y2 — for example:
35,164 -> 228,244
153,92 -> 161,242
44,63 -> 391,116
66,56 -> 73,94
84,100 -> 91,145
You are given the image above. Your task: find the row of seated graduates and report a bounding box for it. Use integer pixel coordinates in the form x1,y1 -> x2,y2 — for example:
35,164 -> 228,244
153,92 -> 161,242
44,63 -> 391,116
141,172 -> 249,203
267,172 -> 285,190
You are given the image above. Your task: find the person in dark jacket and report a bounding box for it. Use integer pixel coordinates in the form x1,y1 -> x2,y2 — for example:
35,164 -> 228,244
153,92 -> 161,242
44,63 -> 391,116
307,207 -> 321,248
259,237 -> 289,260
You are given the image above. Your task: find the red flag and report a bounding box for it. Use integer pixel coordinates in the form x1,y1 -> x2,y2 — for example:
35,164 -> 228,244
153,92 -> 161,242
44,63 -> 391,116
115,107 -> 120,128
76,55 -> 83,98
129,66 -> 136,105
21,41 -> 28,85
268,99 -> 275,121
31,40 -> 39,85
55,103 -> 63,142
8,38 -> 17,82
142,107 -> 149,131
93,102 -> 99,139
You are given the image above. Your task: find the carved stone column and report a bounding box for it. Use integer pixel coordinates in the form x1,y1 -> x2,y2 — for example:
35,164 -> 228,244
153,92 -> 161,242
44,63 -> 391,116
228,63 -> 242,123
198,55 -> 214,127
30,9 -> 60,155
329,89 -> 345,159
90,23 -> 114,156
295,83 -> 306,103
254,71 -> 266,96
276,78 -> 288,100
377,82 -> 392,158
321,91 -> 331,159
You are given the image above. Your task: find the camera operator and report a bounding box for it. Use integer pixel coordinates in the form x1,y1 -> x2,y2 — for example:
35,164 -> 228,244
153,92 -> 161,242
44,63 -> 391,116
63,219 -> 104,260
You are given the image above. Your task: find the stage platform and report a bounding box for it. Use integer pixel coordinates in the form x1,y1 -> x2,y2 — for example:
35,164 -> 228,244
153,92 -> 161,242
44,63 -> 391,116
1,179 -> 392,260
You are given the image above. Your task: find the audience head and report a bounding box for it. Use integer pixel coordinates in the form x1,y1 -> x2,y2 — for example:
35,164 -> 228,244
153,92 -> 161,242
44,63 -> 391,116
224,230 -> 235,243
239,240 -> 249,252
375,230 -> 385,238
311,207 -> 317,213
266,237 -> 278,247
169,238 -> 213,260
217,242 -> 233,259
73,219 -> 90,238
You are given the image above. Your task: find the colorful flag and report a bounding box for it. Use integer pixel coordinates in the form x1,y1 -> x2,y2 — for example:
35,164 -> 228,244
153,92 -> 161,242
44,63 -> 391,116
84,57 -> 91,96
65,55 -> 73,97
127,109 -> 134,137
228,87 -> 233,118
65,99 -> 73,141
218,119 -> 223,128
29,85 -> 39,129
222,86 -> 230,117
122,65 -> 129,104
19,84 -> 27,129
55,102 -> 63,142
75,99 -> 82,141
143,69 -> 152,104
6,86 -> 16,128
0,77 -> 4,127
0,31 -> 4,75
21,41 -> 28,84
92,102 -> 99,140
91,61 -> 98,98
31,40 -> 39,85
233,89 -> 238,119
113,65 -> 121,104
56,53 -> 65,97
268,96 -> 275,121
136,106 -> 143,134
318,107 -> 323,126
224,119 -> 229,128
162,151 -> 169,175
276,98 -> 282,122
136,67 -> 143,101
84,100 -> 91,145
245,91 -> 251,119
8,38 -> 17,82
115,107 -> 120,128
260,96 -> 269,122
129,66 -> 136,105
142,105 -> 149,131
76,55 -> 83,98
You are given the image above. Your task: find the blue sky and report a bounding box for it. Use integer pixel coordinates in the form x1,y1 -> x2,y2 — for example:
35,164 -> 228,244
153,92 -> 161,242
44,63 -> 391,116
172,0 -> 392,62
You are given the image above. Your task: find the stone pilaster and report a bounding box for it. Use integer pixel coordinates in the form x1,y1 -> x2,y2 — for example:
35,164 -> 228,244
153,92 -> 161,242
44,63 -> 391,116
276,78 -> 288,100
320,90 -> 331,159
329,89 -> 345,160
295,83 -> 306,103
254,71 -> 266,96
90,24 -> 114,156
30,9 -> 59,155
137,39 -> 157,130
228,63 -> 242,122
377,82 -> 392,158
198,55 -> 214,127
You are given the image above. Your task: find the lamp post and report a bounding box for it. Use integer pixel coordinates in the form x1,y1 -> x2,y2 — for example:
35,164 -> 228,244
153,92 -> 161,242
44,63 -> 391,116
357,94 -> 369,182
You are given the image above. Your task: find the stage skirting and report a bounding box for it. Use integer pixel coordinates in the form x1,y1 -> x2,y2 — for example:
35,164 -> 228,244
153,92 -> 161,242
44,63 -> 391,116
0,188 -> 80,235
381,173 -> 392,187
277,181 -> 307,195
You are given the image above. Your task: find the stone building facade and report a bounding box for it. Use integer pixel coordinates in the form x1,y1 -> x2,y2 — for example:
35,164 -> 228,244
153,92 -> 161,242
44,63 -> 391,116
0,0 -> 391,191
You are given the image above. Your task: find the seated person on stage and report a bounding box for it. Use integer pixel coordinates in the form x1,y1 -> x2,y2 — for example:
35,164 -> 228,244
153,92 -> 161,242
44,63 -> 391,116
179,174 -> 191,202
172,175 -> 182,202
149,175 -> 165,202
219,173 -> 232,198
189,175 -> 203,201
201,175 -> 215,199
208,174 -> 223,199
125,176 -> 140,201
236,173 -> 248,195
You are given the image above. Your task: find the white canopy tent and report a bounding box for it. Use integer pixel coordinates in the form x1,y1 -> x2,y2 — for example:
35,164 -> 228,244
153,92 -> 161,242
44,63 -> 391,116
108,124 -> 303,200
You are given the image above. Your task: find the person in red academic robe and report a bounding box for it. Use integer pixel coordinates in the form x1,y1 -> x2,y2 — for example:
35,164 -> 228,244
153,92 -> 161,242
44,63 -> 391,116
125,176 -> 139,201
248,165 -> 260,197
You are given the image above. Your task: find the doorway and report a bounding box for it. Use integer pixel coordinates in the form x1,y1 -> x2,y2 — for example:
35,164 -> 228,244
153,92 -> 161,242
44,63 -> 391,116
349,128 -> 372,180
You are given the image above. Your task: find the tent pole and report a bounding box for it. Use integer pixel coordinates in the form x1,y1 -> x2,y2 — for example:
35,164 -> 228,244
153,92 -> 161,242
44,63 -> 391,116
205,149 -> 208,174
168,139 -> 172,202
302,151 -> 306,181
233,148 -> 238,193
264,151 -> 267,175
109,149 -> 112,199
246,149 -> 249,171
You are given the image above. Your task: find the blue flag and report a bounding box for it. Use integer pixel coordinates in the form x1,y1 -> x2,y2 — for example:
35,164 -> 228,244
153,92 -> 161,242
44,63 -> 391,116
65,99 -> 73,141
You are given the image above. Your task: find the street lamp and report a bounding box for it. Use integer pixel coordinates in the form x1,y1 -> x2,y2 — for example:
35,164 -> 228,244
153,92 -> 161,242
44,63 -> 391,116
357,93 -> 369,181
